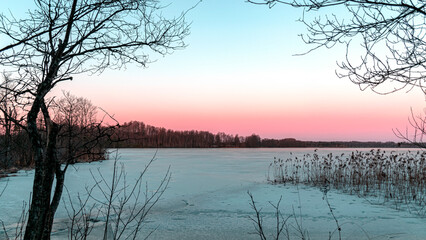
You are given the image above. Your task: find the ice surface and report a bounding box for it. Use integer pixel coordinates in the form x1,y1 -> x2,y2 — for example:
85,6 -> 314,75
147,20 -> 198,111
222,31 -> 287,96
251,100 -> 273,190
0,148 -> 425,239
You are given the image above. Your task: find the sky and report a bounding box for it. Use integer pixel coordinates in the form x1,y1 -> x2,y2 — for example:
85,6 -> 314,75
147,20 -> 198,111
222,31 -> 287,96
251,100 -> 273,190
4,0 -> 426,141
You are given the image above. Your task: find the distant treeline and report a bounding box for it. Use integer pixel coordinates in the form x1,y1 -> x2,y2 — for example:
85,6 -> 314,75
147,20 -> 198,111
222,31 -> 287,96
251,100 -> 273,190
0,119 -> 415,170
113,121 -> 414,148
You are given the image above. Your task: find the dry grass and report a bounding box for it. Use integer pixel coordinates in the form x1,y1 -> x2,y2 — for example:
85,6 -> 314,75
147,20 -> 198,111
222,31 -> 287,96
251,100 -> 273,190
268,149 -> 426,215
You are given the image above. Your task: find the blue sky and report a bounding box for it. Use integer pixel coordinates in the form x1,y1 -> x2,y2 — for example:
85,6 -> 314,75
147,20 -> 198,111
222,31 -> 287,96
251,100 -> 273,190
2,0 -> 425,141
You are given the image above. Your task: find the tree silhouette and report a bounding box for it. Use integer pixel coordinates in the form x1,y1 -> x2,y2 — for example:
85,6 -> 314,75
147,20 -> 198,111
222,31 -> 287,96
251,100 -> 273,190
0,0 -> 190,239
250,0 -> 426,94
249,0 -> 426,144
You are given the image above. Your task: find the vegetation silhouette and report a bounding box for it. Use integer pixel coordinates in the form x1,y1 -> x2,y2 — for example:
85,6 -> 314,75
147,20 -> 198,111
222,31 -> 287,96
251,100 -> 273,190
0,0 -> 189,238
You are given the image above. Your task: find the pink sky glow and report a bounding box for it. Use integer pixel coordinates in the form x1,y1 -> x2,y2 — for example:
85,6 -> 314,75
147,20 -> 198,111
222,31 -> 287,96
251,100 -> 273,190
49,0 -> 425,142
59,73 -> 422,142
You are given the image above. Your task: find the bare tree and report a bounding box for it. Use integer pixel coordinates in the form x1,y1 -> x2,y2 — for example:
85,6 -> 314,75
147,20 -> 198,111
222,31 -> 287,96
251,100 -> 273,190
54,91 -> 97,131
249,0 -> 426,94
393,108 -> 426,147
54,92 -> 104,164
0,1 -> 189,239
249,0 -> 426,144
0,74 -> 17,169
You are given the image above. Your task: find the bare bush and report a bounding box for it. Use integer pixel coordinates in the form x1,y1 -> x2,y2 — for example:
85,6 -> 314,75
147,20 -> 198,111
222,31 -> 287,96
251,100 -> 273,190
64,151 -> 170,240
248,191 -> 311,240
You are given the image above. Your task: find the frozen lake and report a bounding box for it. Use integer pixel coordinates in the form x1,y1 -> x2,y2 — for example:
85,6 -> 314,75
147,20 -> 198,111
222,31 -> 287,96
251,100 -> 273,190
1,148 -> 426,239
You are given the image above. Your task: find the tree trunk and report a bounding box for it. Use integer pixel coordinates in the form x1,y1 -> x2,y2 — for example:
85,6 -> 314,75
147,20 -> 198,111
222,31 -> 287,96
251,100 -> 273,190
24,149 -> 56,240
42,159 -> 64,238
4,111 -> 11,168
24,98 -> 61,240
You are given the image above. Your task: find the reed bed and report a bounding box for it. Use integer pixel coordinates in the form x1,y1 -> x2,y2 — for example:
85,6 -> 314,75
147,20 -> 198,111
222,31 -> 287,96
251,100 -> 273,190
268,149 -> 426,215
